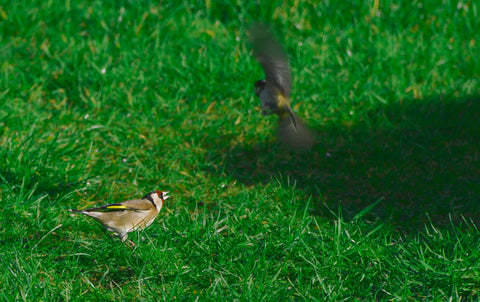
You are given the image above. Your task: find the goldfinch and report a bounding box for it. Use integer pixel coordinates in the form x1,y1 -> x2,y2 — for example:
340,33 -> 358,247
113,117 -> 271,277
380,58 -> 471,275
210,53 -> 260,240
251,24 -> 315,150
68,191 -> 169,243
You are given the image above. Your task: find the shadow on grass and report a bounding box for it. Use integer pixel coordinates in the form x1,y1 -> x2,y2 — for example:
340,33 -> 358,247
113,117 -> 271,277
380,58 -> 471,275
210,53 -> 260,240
0,167 -> 86,198
203,95 -> 480,232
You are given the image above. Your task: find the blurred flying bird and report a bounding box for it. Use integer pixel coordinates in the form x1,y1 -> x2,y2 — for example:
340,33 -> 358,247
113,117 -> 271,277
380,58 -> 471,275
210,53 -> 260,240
251,24 -> 315,150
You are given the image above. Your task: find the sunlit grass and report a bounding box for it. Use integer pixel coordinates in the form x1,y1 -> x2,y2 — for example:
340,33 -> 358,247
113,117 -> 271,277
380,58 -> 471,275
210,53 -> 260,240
1,0 -> 480,300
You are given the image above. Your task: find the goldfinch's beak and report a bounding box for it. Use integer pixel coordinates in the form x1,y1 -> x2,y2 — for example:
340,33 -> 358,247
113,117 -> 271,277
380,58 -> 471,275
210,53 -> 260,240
162,192 -> 170,200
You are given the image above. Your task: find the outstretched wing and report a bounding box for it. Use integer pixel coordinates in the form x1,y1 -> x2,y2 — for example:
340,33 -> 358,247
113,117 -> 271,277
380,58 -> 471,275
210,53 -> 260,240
251,23 -> 292,98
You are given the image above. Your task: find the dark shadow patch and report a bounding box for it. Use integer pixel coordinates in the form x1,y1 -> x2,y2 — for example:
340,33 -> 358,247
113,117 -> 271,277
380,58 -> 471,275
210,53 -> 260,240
202,95 -> 480,232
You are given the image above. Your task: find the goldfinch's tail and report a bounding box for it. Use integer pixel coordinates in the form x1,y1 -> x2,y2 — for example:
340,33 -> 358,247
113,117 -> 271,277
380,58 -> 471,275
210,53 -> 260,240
67,209 -> 83,214
278,112 -> 316,150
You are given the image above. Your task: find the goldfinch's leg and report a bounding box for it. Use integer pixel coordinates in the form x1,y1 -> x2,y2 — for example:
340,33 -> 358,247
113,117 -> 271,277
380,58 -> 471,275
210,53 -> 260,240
124,239 -> 135,248
119,233 -> 135,247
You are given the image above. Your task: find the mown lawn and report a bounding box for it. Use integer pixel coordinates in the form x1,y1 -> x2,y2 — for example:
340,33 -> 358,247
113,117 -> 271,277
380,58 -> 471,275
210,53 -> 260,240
1,0 -> 480,300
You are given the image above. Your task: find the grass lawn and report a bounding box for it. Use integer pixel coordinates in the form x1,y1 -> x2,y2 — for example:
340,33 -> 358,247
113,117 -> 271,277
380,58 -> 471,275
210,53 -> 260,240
1,0 -> 480,300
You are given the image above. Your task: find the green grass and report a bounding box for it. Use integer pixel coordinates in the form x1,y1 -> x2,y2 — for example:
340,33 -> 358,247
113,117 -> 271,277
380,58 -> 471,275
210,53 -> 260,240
1,0 -> 480,300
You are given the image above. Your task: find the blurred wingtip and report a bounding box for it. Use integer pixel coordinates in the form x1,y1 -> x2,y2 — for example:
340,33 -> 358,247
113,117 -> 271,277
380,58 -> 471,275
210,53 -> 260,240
250,23 -> 283,50
249,22 -> 270,39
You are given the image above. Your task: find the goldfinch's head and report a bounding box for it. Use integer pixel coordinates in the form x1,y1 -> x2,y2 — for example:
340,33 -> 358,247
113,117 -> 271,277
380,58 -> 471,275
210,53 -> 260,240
143,191 -> 170,210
